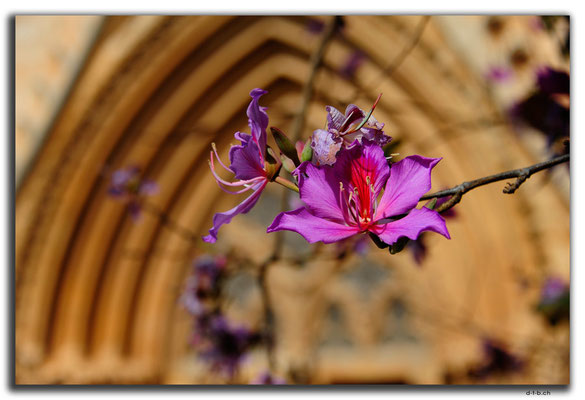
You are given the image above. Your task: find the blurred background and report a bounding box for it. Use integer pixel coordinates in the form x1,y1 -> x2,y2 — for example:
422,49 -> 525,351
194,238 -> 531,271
15,15 -> 569,384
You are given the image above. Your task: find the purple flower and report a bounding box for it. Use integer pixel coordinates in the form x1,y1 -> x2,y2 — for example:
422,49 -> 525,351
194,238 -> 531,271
203,89 -> 275,243
306,19 -> 325,34
340,50 -> 366,79
180,255 -> 226,316
108,166 -> 159,220
511,92 -> 569,148
311,101 -> 391,166
469,339 -> 524,380
267,141 -> 450,246
197,315 -> 259,378
510,67 -> 569,150
250,371 -> 287,385
536,277 -> 569,325
537,67 -> 570,95
540,277 -> 568,304
485,66 -> 514,83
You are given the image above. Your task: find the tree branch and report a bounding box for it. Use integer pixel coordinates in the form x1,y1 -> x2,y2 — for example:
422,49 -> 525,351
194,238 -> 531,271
419,153 -> 569,213
141,200 -> 199,242
290,16 -> 341,142
259,15 -> 342,376
345,15 -> 430,104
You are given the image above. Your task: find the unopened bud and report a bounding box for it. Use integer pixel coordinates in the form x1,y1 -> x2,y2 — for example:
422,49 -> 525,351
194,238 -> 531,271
301,137 -> 313,162
280,154 -> 296,173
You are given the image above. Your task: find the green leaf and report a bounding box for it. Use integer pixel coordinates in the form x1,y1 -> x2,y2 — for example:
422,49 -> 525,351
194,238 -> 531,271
270,127 -> 300,166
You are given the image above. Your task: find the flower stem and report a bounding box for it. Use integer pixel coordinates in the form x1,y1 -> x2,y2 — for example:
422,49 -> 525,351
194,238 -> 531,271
274,176 -> 299,193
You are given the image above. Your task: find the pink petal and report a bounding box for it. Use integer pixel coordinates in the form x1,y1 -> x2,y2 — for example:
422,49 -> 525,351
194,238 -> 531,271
326,105 -> 346,131
373,207 -> 450,246
203,180 -> 267,243
267,207 -> 359,244
247,88 -> 269,154
340,104 -> 365,132
375,155 -> 441,220
228,135 -> 265,181
296,162 -> 346,222
311,129 -> 343,166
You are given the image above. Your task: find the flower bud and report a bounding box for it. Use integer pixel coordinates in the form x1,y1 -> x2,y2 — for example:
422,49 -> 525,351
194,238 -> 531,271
301,137 -> 313,162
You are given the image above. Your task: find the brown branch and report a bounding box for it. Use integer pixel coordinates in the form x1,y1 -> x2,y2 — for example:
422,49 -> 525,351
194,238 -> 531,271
419,153 -> 569,213
290,16 -> 341,142
259,15 -> 342,375
346,15 -> 430,103
140,200 -> 199,243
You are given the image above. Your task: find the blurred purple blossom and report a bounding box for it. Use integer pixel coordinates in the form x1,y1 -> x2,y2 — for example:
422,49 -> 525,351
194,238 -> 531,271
180,255 -> 226,316
485,66 -> 514,83
306,19 -> 325,34
108,166 -> 159,220
469,339 -> 524,380
197,315 -> 259,378
537,67 -> 570,95
540,277 -> 568,304
536,277 -> 569,326
340,50 -> 366,80
509,67 -> 569,151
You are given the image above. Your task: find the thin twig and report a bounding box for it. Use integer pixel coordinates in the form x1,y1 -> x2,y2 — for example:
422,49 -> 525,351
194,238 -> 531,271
419,153 -> 569,213
258,15 -> 342,376
272,15 -> 341,259
290,16 -> 342,142
140,200 -> 199,243
346,15 -> 430,104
